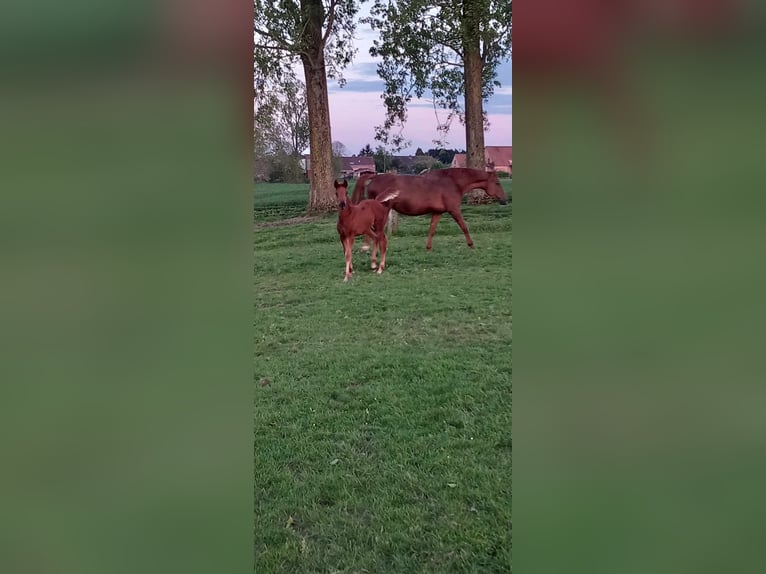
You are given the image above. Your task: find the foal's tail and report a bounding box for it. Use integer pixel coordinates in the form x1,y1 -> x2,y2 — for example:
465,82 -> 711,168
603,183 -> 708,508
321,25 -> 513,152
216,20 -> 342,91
375,189 -> 399,205
351,171 -> 375,204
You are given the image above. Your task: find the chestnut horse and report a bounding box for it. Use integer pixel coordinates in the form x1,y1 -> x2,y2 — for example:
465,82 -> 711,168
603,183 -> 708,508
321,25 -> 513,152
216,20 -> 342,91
351,168 -> 508,250
335,179 -> 398,282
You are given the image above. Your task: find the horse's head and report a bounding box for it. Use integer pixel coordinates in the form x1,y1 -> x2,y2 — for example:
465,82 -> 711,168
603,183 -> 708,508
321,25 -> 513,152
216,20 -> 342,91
334,178 -> 349,209
487,171 -> 509,205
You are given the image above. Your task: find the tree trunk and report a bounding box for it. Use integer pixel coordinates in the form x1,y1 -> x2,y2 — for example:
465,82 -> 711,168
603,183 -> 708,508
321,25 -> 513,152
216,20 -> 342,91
301,0 -> 335,213
463,1 -> 489,204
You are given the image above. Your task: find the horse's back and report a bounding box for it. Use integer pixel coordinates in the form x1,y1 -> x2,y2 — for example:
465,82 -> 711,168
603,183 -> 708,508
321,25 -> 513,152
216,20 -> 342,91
367,172 -> 459,215
338,199 -> 389,237
367,173 -> 406,196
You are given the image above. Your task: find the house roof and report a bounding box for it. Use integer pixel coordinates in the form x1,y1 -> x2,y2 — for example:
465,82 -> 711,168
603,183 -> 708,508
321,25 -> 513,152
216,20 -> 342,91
341,156 -> 376,172
485,146 -> 512,168
451,146 -> 512,168
451,153 -> 467,167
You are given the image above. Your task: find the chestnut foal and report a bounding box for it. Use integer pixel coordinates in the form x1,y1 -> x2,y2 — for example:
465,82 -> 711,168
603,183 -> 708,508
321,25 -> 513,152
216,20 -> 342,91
335,178 -> 398,282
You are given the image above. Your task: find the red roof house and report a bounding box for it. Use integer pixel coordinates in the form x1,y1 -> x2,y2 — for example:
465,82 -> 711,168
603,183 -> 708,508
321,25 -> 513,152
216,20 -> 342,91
451,146 -> 512,175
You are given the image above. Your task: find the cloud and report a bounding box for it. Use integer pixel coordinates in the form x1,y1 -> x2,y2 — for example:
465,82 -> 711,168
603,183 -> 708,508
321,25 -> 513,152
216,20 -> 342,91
327,91 -> 511,155
327,63 -> 381,89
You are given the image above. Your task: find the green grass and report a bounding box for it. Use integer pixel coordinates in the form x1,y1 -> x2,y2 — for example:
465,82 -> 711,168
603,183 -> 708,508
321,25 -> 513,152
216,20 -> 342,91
254,182 -> 312,222
254,181 -> 512,573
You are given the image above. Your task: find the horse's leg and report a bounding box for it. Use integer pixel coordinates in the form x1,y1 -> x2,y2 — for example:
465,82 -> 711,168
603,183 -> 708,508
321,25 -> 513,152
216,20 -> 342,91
426,213 -> 443,250
449,209 -> 474,248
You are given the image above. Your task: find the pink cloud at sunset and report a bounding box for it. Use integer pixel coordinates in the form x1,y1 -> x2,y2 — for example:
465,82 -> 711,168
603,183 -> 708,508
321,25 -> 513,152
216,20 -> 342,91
327,90 -> 512,156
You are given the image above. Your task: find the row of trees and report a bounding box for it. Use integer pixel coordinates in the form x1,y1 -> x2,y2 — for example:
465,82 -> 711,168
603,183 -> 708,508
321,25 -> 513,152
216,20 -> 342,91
254,0 -> 512,212
253,74 -> 309,183
356,144 -> 464,166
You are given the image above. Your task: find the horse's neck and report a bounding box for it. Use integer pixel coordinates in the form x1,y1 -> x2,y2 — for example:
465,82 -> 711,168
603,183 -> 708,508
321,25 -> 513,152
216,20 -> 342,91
458,175 -> 487,195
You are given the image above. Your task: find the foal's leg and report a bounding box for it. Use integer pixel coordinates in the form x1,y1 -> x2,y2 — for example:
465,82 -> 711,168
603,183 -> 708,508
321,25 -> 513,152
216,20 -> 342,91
368,232 -> 379,270
449,209 -> 474,248
426,213 -> 443,250
343,236 -> 354,281
377,233 -> 388,274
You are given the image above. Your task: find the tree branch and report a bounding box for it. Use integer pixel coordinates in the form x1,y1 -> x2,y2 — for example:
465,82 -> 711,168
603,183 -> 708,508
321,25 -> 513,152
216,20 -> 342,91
321,0 -> 340,47
254,27 -> 296,52
440,37 -> 464,59
255,42 -> 291,53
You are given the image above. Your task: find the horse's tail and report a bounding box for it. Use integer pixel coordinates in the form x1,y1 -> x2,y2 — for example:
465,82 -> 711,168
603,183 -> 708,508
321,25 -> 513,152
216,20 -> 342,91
351,172 -> 374,204
374,189 -> 400,237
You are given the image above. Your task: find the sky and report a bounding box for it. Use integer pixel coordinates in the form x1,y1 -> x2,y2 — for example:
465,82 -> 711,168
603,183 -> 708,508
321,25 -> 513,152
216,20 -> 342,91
304,8 -> 512,157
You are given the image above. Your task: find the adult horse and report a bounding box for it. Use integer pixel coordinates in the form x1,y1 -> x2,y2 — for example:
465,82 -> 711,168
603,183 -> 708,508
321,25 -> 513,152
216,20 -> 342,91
351,168 -> 508,250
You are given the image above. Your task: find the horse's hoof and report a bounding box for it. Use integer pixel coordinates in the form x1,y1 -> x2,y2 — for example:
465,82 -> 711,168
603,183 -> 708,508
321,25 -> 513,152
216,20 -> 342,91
376,268 -> 383,274
371,263 -> 378,270
360,245 -> 370,252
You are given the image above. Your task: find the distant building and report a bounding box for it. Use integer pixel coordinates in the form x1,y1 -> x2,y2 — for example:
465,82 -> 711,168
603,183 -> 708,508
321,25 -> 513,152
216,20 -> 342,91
302,154 -> 424,179
302,155 -> 376,180
340,156 -> 376,178
451,146 -> 512,176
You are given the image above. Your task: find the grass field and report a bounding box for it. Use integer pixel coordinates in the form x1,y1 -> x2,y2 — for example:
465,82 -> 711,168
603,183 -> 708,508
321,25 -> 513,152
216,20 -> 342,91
254,180 -> 512,572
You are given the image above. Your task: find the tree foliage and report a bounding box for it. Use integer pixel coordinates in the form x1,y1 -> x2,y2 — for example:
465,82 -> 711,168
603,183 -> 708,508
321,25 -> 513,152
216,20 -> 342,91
365,0 -> 512,151
373,145 -> 393,173
358,143 -> 374,156
332,141 -> 348,157
278,79 -> 310,157
254,73 -> 309,156
426,148 -> 465,165
253,0 -> 362,84
331,141 -> 347,175
253,73 -> 309,183
254,0 -> 365,211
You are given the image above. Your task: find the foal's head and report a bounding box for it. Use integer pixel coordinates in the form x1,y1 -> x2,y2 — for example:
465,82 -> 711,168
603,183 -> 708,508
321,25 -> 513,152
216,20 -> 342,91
334,178 -> 350,209
486,171 -> 509,205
